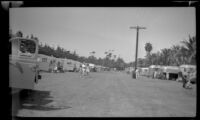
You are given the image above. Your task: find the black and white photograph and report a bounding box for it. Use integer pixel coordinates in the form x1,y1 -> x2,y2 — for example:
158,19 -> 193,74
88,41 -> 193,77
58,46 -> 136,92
8,2 -> 197,118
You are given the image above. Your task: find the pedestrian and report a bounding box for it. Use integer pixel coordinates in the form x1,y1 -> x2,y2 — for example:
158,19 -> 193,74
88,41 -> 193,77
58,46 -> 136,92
135,68 -> 139,79
54,66 -> 58,73
81,63 -> 86,76
185,72 -> 192,89
153,70 -> 157,79
86,63 -> 90,76
178,72 -> 187,88
185,79 -> 192,89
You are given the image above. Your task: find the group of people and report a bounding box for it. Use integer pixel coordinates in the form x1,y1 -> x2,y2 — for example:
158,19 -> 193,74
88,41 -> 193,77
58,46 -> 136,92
50,61 -> 63,73
178,72 -> 192,89
79,63 -> 90,76
135,68 -> 193,89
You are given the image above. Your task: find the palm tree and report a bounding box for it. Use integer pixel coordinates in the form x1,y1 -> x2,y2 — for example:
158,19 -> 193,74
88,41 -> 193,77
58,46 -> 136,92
160,48 -> 171,65
145,42 -> 153,55
150,53 -> 158,65
145,42 -> 153,65
181,35 -> 196,64
171,45 -> 181,65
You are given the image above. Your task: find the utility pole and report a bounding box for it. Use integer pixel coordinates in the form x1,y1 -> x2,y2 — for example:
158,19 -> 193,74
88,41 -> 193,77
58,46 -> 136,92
130,25 -> 146,78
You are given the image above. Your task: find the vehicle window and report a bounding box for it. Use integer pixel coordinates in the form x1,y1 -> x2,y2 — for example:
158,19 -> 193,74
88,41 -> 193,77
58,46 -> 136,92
19,40 -> 36,56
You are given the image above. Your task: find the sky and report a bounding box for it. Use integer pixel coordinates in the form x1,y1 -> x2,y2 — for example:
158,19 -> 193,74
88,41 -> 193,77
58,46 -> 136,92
10,7 -> 196,63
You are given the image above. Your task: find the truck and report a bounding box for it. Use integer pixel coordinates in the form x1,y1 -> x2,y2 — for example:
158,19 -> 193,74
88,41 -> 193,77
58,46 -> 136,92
9,37 -> 41,116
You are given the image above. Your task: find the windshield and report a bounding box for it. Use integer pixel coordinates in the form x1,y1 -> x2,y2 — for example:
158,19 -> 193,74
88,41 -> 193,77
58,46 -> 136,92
19,39 -> 36,57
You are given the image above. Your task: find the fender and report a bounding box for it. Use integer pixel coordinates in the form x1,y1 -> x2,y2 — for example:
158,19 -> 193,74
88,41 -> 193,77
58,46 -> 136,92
10,62 -> 23,74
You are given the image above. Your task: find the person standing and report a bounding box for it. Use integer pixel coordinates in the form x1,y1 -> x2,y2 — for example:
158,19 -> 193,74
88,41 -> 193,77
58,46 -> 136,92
153,70 -> 157,79
166,72 -> 169,80
135,68 -> 139,79
81,63 -> 86,76
86,63 -> 90,76
178,72 -> 187,88
185,72 -> 192,89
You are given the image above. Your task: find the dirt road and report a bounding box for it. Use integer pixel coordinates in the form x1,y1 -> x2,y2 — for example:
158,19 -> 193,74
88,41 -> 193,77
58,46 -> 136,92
17,71 -> 196,117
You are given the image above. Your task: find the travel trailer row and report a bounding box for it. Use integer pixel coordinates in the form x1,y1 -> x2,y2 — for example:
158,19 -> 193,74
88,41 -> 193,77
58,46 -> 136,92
38,54 -> 82,72
126,64 -> 196,82
38,54 -> 110,73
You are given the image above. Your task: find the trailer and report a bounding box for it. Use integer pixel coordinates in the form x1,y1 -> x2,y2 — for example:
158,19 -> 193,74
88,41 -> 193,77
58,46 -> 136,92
38,54 -> 55,72
180,64 -> 196,75
140,67 -> 149,76
73,61 -> 81,72
161,66 -> 181,80
38,55 -> 81,73
9,37 -> 41,116
95,65 -> 102,72
62,59 -> 76,72
148,65 -> 162,78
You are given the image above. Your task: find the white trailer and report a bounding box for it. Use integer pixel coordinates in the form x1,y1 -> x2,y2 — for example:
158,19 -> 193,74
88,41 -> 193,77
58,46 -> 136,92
162,66 -> 181,80
73,61 -> 81,72
62,59 -> 75,72
140,67 -> 149,76
37,54 -> 55,72
148,65 -> 162,78
180,64 -> 196,75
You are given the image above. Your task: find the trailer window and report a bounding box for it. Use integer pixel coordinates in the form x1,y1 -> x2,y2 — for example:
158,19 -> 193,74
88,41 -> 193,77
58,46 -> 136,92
19,40 -> 36,56
42,58 -> 47,62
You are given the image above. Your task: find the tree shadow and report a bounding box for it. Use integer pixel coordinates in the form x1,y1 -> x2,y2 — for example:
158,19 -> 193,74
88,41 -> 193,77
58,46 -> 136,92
20,89 -> 71,111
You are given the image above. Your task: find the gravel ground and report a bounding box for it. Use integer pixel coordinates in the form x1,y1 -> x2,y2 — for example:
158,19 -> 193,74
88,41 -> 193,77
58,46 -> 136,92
16,71 -> 196,117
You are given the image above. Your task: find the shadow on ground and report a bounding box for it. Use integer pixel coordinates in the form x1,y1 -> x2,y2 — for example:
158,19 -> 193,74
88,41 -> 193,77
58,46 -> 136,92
20,89 -> 71,111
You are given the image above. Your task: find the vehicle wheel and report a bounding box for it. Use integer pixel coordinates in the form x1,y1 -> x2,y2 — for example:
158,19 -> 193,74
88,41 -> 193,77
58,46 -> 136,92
12,92 -> 21,117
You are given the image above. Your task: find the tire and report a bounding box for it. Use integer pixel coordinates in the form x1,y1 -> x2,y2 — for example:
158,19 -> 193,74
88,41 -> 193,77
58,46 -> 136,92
12,92 -> 21,117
